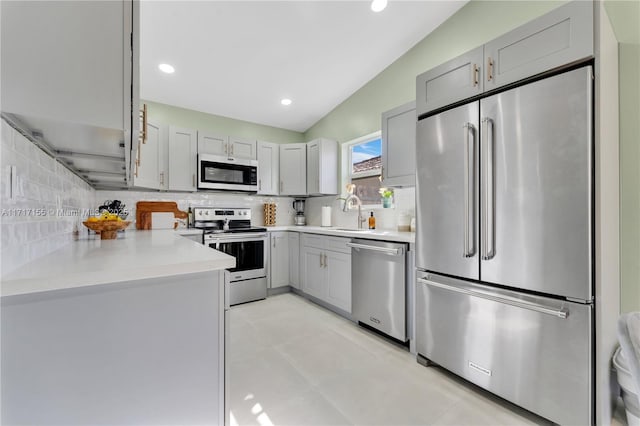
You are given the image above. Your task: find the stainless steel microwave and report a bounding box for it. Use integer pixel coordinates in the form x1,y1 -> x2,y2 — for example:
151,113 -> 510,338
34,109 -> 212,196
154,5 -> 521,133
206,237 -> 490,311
198,154 -> 258,191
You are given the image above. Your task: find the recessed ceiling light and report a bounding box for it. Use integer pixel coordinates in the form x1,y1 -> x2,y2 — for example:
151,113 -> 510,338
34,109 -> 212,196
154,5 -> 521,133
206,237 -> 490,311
371,0 -> 387,12
158,63 -> 175,74
281,98 -> 292,106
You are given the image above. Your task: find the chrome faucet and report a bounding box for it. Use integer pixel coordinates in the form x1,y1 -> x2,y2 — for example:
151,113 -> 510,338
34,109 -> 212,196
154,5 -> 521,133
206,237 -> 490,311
343,193 -> 367,229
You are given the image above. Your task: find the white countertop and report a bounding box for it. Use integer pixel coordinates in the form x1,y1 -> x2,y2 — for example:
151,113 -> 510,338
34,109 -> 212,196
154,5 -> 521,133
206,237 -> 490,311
1,230 -> 235,298
264,225 -> 415,243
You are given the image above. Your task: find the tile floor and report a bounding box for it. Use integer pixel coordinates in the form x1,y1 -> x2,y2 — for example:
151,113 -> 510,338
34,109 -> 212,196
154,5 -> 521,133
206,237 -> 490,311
227,292 -> 567,426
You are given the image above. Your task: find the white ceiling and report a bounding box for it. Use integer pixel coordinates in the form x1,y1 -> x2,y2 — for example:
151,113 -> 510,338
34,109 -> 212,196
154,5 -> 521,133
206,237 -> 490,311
140,1 -> 467,133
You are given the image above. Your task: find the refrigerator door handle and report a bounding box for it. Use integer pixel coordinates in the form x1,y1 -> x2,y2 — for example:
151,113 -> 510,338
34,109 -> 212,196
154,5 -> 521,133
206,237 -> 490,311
463,123 -> 475,258
417,277 -> 569,319
481,117 -> 495,260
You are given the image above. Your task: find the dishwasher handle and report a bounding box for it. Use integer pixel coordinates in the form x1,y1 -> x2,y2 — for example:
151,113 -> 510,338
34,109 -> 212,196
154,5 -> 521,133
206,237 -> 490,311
346,242 -> 403,256
417,277 -> 568,319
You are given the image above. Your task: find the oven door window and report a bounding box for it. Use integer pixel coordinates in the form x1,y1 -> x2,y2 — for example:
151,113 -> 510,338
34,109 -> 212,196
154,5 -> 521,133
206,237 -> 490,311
201,161 -> 257,185
214,240 -> 264,272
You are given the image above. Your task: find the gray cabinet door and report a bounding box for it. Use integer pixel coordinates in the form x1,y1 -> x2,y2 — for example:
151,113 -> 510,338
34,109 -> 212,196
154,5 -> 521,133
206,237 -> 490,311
270,232 -> 289,288
416,46 -> 483,117
279,143 -> 307,195
479,66 -> 592,300
306,140 -> 320,195
168,126 -> 197,191
416,102 -> 480,281
484,1 -> 593,91
302,247 -> 325,299
133,120 -> 161,190
288,232 -> 300,289
381,101 -> 416,187
198,132 -> 227,156
257,141 -> 279,195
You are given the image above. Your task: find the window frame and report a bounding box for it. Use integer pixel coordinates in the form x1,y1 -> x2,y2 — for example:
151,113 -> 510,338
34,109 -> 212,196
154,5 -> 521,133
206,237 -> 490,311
341,131 -> 387,209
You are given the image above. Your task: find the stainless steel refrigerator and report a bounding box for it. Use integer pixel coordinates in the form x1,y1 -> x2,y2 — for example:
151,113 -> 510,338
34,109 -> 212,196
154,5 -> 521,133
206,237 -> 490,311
415,65 -> 593,425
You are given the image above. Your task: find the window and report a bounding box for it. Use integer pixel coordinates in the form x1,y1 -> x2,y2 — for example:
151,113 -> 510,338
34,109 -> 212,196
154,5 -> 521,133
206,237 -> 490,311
342,132 -> 383,206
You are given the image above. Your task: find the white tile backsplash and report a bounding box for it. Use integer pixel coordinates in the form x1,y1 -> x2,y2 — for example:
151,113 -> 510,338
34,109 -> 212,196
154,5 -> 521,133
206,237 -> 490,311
304,187 -> 415,230
96,190 -> 299,227
1,120 -> 96,278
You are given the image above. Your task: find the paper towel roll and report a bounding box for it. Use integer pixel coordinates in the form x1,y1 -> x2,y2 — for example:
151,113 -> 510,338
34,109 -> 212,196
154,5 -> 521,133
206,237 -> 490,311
321,206 -> 332,227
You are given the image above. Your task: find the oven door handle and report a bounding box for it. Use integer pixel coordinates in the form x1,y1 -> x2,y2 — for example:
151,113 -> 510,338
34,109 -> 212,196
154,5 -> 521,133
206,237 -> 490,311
205,233 -> 268,244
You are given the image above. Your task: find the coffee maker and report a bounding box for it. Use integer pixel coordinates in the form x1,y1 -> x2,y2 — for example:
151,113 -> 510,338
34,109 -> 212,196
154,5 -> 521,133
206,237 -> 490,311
293,199 -> 306,226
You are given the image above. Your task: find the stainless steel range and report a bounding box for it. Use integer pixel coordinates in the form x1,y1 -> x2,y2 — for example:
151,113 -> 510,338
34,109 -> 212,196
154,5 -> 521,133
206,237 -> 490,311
193,207 -> 267,305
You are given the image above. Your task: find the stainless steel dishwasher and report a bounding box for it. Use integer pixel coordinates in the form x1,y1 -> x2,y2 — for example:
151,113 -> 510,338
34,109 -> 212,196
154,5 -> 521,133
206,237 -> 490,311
348,239 -> 408,342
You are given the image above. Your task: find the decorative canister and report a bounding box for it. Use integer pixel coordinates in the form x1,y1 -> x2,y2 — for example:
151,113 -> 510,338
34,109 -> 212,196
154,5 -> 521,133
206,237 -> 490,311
263,203 -> 277,226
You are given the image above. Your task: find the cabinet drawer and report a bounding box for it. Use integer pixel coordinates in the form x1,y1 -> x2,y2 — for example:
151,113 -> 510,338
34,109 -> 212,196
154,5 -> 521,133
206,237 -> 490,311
416,272 -> 592,425
324,236 -> 351,254
302,233 -> 324,249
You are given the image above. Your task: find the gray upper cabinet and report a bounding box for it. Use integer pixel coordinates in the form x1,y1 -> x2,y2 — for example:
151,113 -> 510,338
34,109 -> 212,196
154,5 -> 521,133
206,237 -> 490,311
416,46 -> 484,116
280,143 -> 307,196
257,141 -> 280,195
484,1 -> 593,91
307,138 -> 338,195
1,0 -> 138,189
229,137 -> 257,160
133,120 -> 162,190
197,132 -> 228,157
197,133 -> 257,160
381,101 -> 416,187
168,126 -> 198,191
416,1 -> 593,117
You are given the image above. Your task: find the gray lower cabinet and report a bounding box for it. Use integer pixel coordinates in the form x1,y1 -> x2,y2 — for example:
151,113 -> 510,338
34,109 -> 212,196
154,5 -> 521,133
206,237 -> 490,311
301,234 -> 351,313
381,101 -> 416,187
269,232 -> 289,289
288,232 -> 300,289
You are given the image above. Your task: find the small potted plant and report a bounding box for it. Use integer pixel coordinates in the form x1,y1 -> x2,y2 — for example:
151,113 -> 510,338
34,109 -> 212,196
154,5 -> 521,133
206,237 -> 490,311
379,188 -> 393,208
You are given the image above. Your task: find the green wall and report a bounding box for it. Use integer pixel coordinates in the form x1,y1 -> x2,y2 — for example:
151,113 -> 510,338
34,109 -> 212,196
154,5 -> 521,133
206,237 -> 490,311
605,0 -> 640,313
143,101 -> 304,143
303,1 -> 564,142
619,42 -> 640,313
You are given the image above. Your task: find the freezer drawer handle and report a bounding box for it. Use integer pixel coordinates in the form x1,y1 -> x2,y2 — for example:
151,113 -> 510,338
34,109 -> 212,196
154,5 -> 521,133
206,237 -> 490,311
417,277 -> 568,319
346,242 -> 402,256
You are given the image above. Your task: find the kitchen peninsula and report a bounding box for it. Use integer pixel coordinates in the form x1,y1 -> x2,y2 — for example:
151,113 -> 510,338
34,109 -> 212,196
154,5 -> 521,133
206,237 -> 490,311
1,231 -> 234,425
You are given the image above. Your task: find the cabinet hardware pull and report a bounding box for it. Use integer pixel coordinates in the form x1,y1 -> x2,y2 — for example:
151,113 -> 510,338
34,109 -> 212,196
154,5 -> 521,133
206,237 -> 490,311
134,139 -> 141,177
224,143 -> 227,154
472,64 -> 479,87
230,144 -> 234,155
259,179 -> 261,191
193,174 -> 196,188
160,172 -> 164,186
320,253 -> 323,267
487,57 -> 494,81
140,104 -> 147,144
323,254 -> 327,267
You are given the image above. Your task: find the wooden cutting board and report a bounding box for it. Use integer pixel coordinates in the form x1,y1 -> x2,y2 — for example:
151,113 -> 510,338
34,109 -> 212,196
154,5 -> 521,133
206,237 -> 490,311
136,201 -> 188,230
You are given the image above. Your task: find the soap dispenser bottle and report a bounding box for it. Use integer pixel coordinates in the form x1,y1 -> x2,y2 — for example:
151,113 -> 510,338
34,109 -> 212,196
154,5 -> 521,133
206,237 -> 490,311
368,212 -> 376,229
